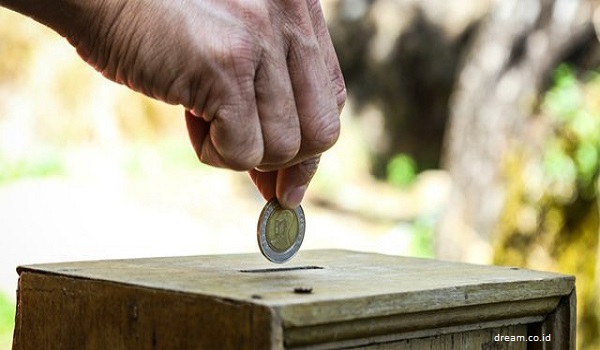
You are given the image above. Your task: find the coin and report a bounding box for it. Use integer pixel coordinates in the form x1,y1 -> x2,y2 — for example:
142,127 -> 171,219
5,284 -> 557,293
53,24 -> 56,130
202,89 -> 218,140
257,199 -> 305,263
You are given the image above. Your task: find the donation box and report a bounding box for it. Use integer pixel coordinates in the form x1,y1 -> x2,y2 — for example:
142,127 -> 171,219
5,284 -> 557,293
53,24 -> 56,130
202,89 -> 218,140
12,250 -> 575,349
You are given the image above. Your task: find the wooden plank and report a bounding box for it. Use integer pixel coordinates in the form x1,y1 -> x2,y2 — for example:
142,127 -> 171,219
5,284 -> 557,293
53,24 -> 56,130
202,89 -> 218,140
541,290 -> 576,350
12,272 -> 282,350
284,297 -> 557,347
358,324 -> 528,350
526,290 -> 576,350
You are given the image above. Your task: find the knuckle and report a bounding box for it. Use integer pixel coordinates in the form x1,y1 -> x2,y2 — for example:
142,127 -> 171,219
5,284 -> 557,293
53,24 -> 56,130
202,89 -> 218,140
228,33 -> 257,56
330,67 -> 347,112
205,143 -> 263,171
336,86 -> 348,112
201,107 -> 264,171
307,110 -> 341,153
214,32 -> 260,75
221,134 -> 264,171
198,143 -> 222,168
220,136 -> 263,170
265,132 -> 301,163
198,155 -> 218,168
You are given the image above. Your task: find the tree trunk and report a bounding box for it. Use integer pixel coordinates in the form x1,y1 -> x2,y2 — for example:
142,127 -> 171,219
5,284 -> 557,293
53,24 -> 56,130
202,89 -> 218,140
438,0 -> 599,262
327,0 -> 489,175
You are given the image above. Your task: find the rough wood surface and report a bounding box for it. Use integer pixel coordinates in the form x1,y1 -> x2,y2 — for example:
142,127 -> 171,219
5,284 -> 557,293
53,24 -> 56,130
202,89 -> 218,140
12,250 -> 575,349
535,290 -> 577,350
359,324 -> 528,350
13,272 -> 280,350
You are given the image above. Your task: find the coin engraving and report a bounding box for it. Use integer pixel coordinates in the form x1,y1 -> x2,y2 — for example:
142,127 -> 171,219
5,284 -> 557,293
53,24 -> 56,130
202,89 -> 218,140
266,209 -> 298,252
257,199 -> 305,263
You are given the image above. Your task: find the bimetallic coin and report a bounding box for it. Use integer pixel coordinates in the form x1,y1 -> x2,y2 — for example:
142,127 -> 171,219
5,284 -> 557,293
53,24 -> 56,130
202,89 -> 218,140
257,199 -> 305,263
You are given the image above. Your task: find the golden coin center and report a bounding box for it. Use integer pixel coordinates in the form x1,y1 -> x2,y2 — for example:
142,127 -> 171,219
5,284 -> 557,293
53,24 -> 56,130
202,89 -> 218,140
265,208 -> 299,253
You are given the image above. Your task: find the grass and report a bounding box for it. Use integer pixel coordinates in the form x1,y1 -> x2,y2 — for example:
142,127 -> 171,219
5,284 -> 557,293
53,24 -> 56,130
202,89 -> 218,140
0,292 -> 15,350
0,151 -> 63,185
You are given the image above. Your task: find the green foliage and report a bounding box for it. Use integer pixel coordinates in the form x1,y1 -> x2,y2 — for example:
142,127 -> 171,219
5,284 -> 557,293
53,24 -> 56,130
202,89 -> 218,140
0,151 -> 64,184
495,64 -> 600,350
0,292 -> 15,349
386,153 -> 434,257
409,217 -> 435,258
543,65 -> 582,120
386,153 -> 417,188
542,65 -> 600,199
542,143 -> 577,187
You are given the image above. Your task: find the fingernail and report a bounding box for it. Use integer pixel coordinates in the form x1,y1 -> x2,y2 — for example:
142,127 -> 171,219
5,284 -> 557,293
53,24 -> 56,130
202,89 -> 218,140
282,185 -> 307,209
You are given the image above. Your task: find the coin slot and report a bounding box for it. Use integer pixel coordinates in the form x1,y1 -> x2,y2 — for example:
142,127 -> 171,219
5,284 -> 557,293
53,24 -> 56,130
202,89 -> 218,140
239,266 -> 323,273
293,287 -> 313,294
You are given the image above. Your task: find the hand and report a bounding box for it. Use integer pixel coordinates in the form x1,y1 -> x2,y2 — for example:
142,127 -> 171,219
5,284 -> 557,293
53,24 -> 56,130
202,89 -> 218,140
3,0 -> 346,208
180,0 -> 346,208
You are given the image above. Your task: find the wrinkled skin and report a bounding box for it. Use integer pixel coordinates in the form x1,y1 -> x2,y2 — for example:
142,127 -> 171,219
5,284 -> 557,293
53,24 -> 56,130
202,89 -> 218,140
1,0 -> 346,208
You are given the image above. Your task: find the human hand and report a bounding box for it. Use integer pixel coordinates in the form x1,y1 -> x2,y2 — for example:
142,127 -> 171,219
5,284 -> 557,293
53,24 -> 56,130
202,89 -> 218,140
180,0 -> 346,209
7,0 -> 346,208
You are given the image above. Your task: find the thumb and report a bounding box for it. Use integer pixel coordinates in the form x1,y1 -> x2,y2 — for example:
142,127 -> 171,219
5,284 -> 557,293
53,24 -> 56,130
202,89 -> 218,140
276,156 -> 321,209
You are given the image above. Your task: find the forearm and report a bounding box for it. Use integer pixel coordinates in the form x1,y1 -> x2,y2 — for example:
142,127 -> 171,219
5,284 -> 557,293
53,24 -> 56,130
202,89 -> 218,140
0,0 -> 106,41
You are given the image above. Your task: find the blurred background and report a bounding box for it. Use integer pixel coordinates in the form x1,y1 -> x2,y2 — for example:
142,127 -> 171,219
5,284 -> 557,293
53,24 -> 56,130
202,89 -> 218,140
1,0 -> 600,348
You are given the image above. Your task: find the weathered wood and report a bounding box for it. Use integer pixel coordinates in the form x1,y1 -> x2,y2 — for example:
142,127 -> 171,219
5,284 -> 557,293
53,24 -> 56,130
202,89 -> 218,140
12,249 -> 575,349
359,324 -> 528,350
536,290 -> 577,350
13,273 -> 279,349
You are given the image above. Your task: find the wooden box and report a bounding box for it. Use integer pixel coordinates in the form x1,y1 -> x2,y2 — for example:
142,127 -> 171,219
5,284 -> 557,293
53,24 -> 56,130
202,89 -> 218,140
12,250 -> 575,349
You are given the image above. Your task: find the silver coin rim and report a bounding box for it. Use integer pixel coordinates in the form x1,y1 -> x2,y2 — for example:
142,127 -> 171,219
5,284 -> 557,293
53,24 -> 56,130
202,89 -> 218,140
257,199 -> 305,263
